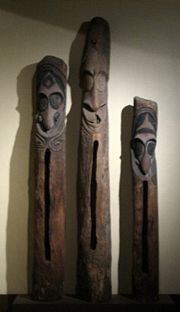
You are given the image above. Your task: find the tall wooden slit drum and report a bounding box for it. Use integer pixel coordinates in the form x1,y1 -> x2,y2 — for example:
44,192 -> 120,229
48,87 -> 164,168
32,56 -> 67,301
77,17 -> 112,303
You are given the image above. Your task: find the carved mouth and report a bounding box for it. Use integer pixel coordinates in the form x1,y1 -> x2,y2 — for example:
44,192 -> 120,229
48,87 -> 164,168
87,114 -> 101,124
36,113 -> 64,138
82,104 -> 106,127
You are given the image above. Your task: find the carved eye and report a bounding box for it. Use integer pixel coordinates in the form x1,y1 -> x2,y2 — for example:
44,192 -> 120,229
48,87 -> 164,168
50,92 -> 63,109
82,73 -> 94,91
96,73 -> 106,91
147,140 -> 156,156
133,139 -> 144,158
38,94 -> 48,112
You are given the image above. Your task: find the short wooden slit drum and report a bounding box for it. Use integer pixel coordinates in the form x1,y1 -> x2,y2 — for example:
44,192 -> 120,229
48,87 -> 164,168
131,96 -> 159,301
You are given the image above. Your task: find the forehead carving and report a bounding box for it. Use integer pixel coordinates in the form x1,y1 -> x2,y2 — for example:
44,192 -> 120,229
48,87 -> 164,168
133,97 -> 157,137
133,111 -> 157,137
81,17 -> 110,80
37,55 -> 67,97
38,72 -> 64,100
42,73 -> 55,89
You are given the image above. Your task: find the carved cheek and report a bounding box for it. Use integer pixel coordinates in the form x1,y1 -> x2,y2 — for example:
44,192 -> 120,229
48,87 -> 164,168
50,92 -> 64,124
96,73 -> 106,92
54,111 -> 60,122
82,108 -> 97,124
82,73 -> 94,91
96,105 -> 106,123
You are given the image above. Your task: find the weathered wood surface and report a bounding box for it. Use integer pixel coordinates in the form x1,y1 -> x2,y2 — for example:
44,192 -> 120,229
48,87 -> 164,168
32,56 -> 67,301
77,17 -> 112,303
131,97 -> 159,301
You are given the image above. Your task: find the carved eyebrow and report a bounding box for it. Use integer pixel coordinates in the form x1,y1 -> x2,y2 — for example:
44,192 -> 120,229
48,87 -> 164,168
135,128 -> 156,135
149,138 -> 156,142
50,90 -> 64,98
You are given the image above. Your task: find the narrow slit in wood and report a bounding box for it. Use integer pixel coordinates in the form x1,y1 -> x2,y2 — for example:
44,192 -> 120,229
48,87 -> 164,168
90,140 -> 98,250
44,148 -> 51,261
142,180 -> 148,273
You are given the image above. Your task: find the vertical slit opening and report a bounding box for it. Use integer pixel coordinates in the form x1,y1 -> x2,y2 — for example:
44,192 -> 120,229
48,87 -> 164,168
142,180 -> 148,273
90,140 -> 98,250
44,148 -> 51,261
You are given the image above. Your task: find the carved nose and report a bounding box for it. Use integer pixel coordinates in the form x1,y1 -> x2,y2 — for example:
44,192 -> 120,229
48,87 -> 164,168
42,107 -> 55,131
83,89 -> 99,112
92,104 -> 99,112
140,153 -> 151,175
83,99 -> 98,112
91,87 -> 99,112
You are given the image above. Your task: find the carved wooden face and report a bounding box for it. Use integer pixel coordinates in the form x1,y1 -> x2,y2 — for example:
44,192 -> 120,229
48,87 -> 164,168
81,68 -> 107,129
37,72 -> 65,132
132,111 -> 157,175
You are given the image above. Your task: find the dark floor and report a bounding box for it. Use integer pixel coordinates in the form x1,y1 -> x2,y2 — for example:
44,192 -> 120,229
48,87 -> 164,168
0,294 -> 179,312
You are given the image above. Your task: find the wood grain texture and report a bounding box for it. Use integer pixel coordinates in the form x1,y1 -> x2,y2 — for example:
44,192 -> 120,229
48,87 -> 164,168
131,97 -> 159,302
32,56 -> 67,301
77,17 -> 112,303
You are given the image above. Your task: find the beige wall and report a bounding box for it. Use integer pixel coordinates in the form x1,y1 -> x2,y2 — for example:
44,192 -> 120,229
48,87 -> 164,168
0,0 -> 179,295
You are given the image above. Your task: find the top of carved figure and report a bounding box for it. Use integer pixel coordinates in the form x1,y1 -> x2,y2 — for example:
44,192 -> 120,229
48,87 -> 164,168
37,55 -> 67,88
80,17 -> 110,134
81,17 -> 110,78
131,96 -> 158,178
35,56 -> 67,150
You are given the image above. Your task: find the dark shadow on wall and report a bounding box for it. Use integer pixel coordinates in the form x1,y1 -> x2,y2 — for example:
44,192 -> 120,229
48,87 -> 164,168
65,22 -> 88,294
6,22 -> 88,295
27,71 -> 37,296
6,64 -> 36,295
118,105 -> 133,295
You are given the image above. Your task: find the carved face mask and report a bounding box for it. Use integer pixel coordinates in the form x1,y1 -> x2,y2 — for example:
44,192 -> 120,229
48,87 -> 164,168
37,72 -> 65,132
81,69 -> 107,128
80,16 -> 110,133
132,111 -> 157,175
